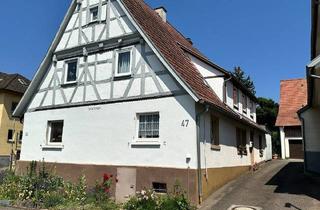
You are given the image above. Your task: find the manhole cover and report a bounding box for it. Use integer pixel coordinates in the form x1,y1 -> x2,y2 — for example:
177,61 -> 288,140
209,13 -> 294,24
228,205 -> 262,210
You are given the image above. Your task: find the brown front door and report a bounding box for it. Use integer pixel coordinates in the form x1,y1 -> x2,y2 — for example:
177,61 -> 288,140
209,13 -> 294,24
289,140 -> 304,159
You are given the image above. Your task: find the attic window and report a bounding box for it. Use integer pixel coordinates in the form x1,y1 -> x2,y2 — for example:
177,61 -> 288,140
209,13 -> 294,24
116,50 -> 132,77
65,60 -> 78,83
90,6 -> 99,22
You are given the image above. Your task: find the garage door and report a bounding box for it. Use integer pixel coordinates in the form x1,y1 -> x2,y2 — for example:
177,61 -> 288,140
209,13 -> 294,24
289,140 -> 304,159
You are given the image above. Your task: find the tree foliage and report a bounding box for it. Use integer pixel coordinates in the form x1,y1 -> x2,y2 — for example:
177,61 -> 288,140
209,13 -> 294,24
256,97 -> 279,131
232,66 -> 256,95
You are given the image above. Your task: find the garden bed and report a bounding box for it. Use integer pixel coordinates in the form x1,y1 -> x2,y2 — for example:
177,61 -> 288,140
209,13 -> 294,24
0,161 -> 195,210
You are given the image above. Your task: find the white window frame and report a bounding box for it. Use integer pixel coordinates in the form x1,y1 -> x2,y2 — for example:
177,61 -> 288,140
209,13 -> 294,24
64,58 -> 79,84
46,120 -> 64,146
115,48 -> 133,77
89,5 -> 99,23
135,112 -> 160,143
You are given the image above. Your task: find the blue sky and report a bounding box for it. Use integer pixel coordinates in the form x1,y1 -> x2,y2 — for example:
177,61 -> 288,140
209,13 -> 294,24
0,0 -> 310,101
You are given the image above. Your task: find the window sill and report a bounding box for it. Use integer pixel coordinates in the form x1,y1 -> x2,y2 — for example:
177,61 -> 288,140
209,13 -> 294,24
41,144 -> 64,150
61,82 -> 78,87
114,74 -> 132,81
131,141 -> 161,146
131,141 -> 161,148
211,145 -> 221,151
85,20 -> 104,27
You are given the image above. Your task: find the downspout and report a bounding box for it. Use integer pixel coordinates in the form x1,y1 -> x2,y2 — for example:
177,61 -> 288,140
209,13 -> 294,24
196,103 -> 209,204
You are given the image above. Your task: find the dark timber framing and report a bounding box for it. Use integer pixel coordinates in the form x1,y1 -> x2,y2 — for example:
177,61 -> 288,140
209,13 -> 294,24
30,39 -> 184,112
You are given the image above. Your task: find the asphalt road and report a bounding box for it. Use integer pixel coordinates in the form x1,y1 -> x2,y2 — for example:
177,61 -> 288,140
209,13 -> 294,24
200,160 -> 320,210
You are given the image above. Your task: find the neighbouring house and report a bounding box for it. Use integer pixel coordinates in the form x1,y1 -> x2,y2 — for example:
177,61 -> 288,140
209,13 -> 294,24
276,79 -> 307,159
13,0 -> 270,204
0,73 -> 30,166
298,0 -> 320,174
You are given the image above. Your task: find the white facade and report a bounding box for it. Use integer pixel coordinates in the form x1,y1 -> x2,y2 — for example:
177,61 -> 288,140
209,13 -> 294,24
300,107 -> 320,173
22,95 -> 198,169
17,0 -> 267,174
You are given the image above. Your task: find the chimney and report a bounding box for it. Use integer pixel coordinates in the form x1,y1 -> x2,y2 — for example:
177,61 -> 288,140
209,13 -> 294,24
154,6 -> 167,22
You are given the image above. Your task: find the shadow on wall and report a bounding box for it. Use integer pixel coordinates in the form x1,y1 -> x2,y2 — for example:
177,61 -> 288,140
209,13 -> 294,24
265,161 -> 320,201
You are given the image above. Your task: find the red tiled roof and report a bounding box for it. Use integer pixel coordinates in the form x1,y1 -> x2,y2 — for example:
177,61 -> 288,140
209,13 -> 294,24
122,0 -> 230,111
121,0 -> 265,132
276,79 -> 307,126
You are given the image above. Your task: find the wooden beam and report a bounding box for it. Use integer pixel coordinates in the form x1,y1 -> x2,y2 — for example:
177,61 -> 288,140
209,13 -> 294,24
55,33 -> 141,60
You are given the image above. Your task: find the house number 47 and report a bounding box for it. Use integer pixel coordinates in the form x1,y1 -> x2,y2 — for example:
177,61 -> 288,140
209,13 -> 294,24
181,120 -> 189,127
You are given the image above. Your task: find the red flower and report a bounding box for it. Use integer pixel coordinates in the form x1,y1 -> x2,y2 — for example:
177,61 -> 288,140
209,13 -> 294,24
103,173 -> 110,182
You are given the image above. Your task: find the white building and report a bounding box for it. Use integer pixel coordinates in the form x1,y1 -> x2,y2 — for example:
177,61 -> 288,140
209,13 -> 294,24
14,0 -> 270,204
276,79 -> 307,159
298,0 -> 320,175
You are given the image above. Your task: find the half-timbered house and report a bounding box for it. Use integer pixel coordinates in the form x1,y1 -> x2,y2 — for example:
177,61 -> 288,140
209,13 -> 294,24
14,0 -> 270,204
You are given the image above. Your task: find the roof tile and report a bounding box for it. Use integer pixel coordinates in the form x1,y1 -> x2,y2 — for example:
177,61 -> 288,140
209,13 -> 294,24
276,79 -> 307,126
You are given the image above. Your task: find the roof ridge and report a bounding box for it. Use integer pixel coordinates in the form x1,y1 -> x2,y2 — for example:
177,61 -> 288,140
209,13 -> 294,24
280,78 -> 306,82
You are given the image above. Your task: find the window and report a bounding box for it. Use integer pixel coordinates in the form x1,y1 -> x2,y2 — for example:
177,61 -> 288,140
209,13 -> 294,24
116,51 -> 132,76
233,87 -> 239,109
259,135 -> 263,157
7,129 -> 13,142
236,128 -> 247,155
65,60 -> 78,83
48,121 -> 64,144
250,131 -> 254,145
19,131 -> 23,142
11,102 -> 18,114
16,150 -> 21,161
250,100 -> 254,119
242,95 -> 247,113
138,113 -> 159,139
211,115 -> 220,148
90,6 -> 99,22
152,182 -> 167,193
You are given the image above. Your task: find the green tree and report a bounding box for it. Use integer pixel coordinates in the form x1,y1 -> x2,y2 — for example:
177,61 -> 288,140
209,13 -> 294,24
256,97 -> 280,154
232,66 -> 256,95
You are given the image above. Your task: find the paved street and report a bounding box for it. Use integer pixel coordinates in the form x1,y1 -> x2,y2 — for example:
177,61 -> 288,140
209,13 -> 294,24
201,160 -> 320,210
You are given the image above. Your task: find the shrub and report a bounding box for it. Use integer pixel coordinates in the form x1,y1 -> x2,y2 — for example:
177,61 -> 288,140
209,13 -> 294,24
64,175 -> 87,204
159,193 -> 194,210
123,188 -> 195,210
123,190 -> 158,210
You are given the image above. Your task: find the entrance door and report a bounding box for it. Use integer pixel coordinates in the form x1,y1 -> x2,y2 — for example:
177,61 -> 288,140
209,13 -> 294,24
115,168 -> 136,202
289,140 -> 304,159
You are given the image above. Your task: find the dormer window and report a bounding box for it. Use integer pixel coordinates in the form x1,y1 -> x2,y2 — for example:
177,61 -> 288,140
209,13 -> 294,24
90,6 -> 99,22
